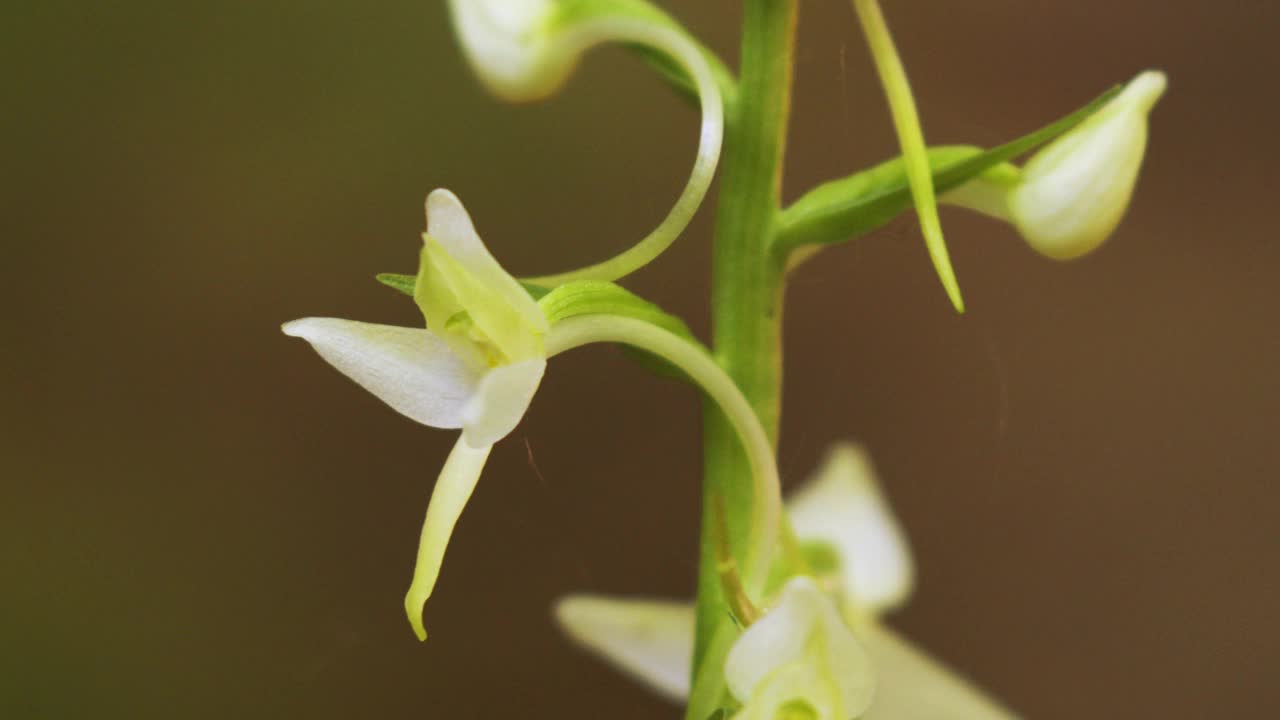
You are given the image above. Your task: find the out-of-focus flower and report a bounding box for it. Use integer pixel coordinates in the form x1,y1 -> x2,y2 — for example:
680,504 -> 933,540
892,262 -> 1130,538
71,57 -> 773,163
554,443 -> 1019,719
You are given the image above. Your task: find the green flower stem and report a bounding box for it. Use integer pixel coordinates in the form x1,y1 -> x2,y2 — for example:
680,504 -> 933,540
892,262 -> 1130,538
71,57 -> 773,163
524,18 -> 724,286
853,0 -> 963,313
544,315 -> 782,591
691,1 -> 797,718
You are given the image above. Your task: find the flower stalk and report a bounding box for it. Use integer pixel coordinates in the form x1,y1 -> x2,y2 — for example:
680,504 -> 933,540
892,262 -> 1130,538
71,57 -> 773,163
692,1 -> 797,717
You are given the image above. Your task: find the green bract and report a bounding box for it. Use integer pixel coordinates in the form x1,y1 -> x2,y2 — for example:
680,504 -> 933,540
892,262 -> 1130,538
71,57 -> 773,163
852,0 -> 963,312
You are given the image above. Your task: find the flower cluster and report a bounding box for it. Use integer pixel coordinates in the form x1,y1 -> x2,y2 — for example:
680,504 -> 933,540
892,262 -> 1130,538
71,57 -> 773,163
283,0 -> 1164,715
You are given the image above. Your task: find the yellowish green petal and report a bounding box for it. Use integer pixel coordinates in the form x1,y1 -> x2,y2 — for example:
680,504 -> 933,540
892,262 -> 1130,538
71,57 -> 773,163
405,436 -> 494,641
415,190 -> 547,365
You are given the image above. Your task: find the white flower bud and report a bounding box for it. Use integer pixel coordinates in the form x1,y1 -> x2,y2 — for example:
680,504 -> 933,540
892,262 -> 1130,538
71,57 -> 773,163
446,0 -> 570,103
1009,71 -> 1167,260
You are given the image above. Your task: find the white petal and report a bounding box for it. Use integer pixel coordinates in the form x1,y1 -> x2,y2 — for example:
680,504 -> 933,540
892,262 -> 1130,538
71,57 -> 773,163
787,444 -> 914,614
282,318 -> 480,428
460,358 -> 545,447
860,623 -> 1019,720
725,577 -> 874,718
405,436 -> 493,641
425,189 -> 548,334
554,595 -> 695,701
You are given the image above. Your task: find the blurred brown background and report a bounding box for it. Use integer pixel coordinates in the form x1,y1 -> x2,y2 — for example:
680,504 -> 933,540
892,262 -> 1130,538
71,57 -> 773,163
4,1 -> 1277,718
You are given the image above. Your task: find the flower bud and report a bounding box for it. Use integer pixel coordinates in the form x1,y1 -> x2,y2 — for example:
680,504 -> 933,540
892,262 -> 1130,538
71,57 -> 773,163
446,0 -> 569,103
1009,71 -> 1167,260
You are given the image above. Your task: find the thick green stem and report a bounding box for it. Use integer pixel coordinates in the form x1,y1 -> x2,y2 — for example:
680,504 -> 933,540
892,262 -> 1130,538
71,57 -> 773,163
688,1 -> 797,718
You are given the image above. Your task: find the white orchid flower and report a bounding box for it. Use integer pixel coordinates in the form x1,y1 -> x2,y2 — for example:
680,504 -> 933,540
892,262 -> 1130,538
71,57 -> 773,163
286,189 -> 788,643
945,70 -> 1168,260
284,188 -> 548,641
724,576 -> 875,720
554,443 -> 1019,719
445,0 -> 724,286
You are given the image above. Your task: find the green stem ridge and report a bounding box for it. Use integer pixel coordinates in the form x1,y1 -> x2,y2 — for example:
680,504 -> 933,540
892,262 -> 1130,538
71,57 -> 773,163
690,1 -> 797,717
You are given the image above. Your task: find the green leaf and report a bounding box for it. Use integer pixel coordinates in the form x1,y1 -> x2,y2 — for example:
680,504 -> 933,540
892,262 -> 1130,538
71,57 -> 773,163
774,85 -> 1123,254
376,273 -> 551,301
538,280 -> 701,383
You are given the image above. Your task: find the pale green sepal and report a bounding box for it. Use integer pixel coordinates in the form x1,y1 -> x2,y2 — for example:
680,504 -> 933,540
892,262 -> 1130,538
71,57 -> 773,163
376,272 -> 418,297
415,191 -> 547,366
725,577 -> 874,719
787,444 -> 914,615
377,272 -> 550,301
554,595 -> 695,701
460,359 -> 546,448
775,87 -> 1122,254
853,0 -> 963,312
1008,71 -> 1167,260
859,623 -> 1019,720
281,318 -> 480,429
405,436 -> 494,641
422,189 -> 548,335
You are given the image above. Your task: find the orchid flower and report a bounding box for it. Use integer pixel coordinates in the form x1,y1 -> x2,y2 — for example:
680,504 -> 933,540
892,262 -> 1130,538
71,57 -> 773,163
724,576 -> 875,720
284,189 -> 548,640
555,443 -> 1018,719
285,190 -> 783,642
445,0 -> 724,285
944,71 -> 1168,260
